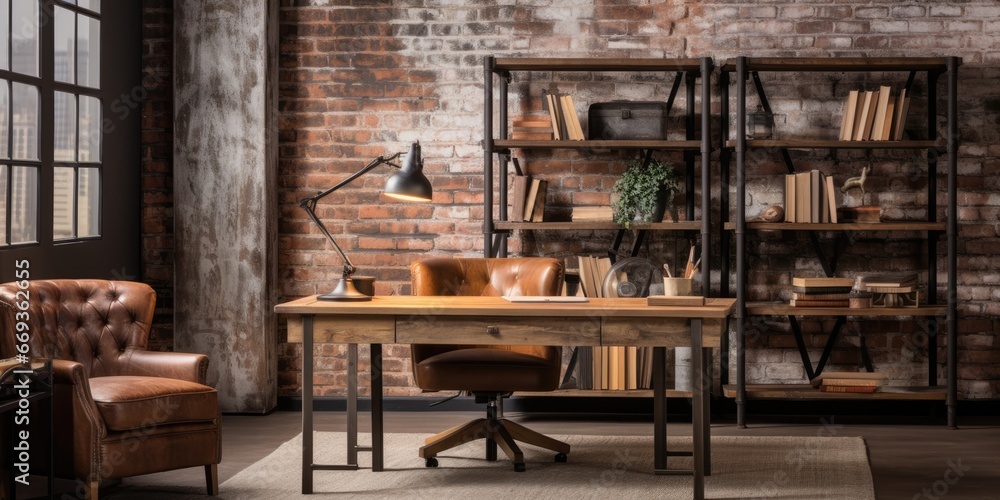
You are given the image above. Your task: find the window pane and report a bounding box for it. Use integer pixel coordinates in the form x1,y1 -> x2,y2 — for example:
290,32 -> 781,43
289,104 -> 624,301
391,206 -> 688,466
11,0 -> 38,77
0,82 -> 8,159
0,2 -> 9,71
53,166 -> 75,240
77,167 -> 98,237
78,15 -> 99,89
79,95 -> 100,161
11,83 -> 37,160
54,91 -> 76,162
0,165 -> 6,245
10,165 -> 36,244
54,6 -> 75,84
77,0 -> 99,14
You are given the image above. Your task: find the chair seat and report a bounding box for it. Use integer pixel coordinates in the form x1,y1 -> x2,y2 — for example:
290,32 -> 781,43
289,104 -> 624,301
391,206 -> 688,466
415,349 -> 560,392
90,376 -> 219,432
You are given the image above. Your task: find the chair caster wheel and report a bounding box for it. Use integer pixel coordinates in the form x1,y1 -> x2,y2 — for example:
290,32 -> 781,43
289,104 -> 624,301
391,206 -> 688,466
514,463 -> 526,472
554,453 -> 568,463
425,458 -> 438,468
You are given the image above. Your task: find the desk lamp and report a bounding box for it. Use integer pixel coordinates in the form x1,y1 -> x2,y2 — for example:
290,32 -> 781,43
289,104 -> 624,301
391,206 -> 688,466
299,141 -> 433,301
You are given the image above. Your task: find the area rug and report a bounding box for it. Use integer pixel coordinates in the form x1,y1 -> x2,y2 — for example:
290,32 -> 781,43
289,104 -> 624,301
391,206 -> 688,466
210,432 -> 875,499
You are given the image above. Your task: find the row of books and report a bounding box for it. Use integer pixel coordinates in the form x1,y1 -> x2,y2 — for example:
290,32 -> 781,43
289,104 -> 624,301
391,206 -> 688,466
509,175 -> 547,222
811,371 -> 885,394
545,92 -> 586,141
572,256 -> 652,390
784,170 -> 838,224
575,345 -> 655,391
838,86 -> 910,142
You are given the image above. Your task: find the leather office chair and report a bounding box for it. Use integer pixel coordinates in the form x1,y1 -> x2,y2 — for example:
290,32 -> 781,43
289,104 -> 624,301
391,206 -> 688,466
0,280 -> 221,500
410,257 -> 570,471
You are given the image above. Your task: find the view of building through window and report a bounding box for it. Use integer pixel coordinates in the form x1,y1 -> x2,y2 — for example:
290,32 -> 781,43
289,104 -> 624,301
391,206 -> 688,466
0,0 -> 101,245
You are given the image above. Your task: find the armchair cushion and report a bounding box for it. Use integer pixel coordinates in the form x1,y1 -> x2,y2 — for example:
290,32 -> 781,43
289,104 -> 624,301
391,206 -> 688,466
90,376 -> 218,432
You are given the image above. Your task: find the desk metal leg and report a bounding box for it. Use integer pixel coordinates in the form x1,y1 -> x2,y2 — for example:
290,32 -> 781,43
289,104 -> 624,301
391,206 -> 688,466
692,318 -> 705,500
347,344 -> 359,466
371,344 -> 384,471
702,347 -> 712,476
302,315 -> 314,494
652,346 -> 667,470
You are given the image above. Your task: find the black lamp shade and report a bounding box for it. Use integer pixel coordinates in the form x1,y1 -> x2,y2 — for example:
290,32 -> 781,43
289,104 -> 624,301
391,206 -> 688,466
384,142 -> 433,202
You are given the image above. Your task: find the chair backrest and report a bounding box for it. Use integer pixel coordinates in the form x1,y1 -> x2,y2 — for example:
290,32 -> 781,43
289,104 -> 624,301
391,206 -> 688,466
410,257 -> 564,297
409,257 -> 564,368
0,280 -> 156,378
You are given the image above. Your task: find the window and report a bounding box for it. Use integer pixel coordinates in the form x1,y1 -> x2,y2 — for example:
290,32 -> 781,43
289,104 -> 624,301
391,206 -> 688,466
0,1 -> 138,280
0,0 -> 100,245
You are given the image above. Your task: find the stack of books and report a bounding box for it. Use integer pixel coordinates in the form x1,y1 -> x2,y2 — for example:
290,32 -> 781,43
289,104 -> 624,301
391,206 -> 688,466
784,170 -> 838,223
571,206 -> 613,222
838,86 -> 911,142
811,371 -> 885,394
511,119 -> 553,140
789,277 -> 854,307
861,273 -> 918,293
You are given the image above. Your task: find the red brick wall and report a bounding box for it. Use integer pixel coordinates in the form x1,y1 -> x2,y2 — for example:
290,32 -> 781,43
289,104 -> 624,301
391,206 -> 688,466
149,2 -> 1000,399
141,0 -> 175,351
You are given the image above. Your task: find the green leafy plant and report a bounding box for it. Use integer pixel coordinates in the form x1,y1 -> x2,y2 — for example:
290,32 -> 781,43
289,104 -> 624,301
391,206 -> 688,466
612,158 -> 678,227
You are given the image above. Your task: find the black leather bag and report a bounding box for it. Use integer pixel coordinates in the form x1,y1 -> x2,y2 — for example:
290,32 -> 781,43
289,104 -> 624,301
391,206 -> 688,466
588,101 -> 669,140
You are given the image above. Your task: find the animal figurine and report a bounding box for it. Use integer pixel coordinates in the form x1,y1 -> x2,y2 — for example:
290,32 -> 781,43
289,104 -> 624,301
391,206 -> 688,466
841,166 -> 871,196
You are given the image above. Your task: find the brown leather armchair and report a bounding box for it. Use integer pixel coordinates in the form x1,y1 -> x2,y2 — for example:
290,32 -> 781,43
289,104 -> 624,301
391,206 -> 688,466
0,280 -> 221,499
410,258 -> 570,471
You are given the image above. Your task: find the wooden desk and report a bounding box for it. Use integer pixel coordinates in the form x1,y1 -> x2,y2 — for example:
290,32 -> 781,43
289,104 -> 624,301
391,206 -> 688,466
276,296 -> 736,500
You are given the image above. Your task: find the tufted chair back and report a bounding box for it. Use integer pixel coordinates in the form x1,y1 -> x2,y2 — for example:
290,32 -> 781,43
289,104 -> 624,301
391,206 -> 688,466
0,280 -> 156,378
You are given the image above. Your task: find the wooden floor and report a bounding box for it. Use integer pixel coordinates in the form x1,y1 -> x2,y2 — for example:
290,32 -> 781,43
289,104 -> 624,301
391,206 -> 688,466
65,411 -> 1000,498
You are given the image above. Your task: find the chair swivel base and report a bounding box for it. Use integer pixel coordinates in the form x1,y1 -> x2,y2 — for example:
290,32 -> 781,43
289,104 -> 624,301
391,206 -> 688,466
419,416 -> 570,472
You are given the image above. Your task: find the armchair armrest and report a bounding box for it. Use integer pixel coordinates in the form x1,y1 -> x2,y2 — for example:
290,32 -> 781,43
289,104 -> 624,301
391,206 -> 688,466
52,358 -> 107,441
122,350 -> 209,384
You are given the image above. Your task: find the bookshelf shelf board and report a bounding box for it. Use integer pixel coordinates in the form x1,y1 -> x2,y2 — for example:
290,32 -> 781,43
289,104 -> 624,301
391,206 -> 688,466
515,389 -> 692,398
723,222 -> 947,231
723,139 -> 944,150
495,221 -> 702,231
747,302 -> 946,317
720,57 -> 953,73
723,384 -> 948,401
494,139 -> 702,150
493,58 -> 703,72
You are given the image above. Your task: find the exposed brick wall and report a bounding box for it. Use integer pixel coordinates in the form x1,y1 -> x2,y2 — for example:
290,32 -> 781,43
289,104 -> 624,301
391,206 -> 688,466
207,1 -> 1000,400
141,0 -> 175,351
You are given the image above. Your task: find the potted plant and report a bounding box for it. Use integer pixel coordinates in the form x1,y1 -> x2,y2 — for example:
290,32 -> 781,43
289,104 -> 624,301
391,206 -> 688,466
612,158 -> 678,227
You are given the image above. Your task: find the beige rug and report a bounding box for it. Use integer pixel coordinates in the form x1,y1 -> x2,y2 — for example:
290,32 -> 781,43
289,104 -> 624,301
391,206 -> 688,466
208,432 -> 875,499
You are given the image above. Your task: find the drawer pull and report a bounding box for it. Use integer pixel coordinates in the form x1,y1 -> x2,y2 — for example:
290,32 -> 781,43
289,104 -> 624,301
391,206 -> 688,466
486,326 -> 500,336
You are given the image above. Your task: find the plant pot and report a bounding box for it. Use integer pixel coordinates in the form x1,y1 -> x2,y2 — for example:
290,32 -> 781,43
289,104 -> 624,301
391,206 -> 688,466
635,188 -> 669,222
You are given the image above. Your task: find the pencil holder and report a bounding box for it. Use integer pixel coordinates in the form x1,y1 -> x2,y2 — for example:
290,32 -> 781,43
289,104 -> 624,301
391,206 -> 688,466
662,278 -> 693,296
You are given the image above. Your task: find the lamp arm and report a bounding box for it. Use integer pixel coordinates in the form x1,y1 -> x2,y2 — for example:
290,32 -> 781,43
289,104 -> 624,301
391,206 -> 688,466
299,152 -> 404,277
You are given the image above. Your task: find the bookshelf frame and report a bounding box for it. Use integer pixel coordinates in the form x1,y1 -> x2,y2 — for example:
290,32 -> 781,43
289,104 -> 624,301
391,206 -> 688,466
483,56 -> 713,293
719,56 -> 961,428
483,56 -> 713,395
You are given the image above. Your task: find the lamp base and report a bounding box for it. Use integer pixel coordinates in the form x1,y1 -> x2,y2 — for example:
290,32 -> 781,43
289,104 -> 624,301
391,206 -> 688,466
317,277 -> 373,301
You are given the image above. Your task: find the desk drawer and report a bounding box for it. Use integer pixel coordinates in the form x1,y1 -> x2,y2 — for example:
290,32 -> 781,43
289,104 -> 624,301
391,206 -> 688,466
603,318 -> 723,347
397,316 -> 599,345
286,315 -> 395,344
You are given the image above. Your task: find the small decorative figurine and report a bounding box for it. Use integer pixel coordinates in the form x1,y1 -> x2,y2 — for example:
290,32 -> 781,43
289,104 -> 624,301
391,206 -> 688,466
839,166 -> 881,223
840,165 -> 870,197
